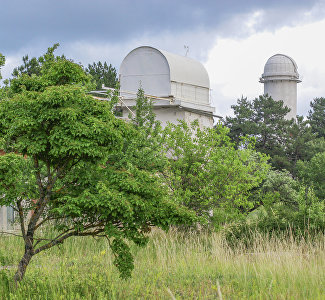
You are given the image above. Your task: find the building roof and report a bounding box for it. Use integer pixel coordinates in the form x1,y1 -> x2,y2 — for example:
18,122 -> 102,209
119,46 -> 210,89
260,54 -> 300,81
158,48 -> 210,88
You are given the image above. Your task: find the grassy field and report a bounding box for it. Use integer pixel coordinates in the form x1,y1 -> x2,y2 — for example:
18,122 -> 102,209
0,228 -> 324,299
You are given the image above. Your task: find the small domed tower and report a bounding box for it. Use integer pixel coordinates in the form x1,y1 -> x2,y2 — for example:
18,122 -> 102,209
260,54 -> 301,119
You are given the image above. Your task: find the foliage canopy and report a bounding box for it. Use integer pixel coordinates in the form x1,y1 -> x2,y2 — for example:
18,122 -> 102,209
0,52 -> 5,80
0,45 -> 195,283
308,97 -> 325,138
85,62 -> 118,90
162,120 -> 270,223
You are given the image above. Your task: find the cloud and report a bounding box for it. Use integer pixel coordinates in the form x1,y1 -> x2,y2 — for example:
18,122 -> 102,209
2,0 -> 325,119
63,27 -> 218,66
2,0 -> 323,76
0,0 -> 321,55
205,14 -> 325,117
0,26 -> 222,80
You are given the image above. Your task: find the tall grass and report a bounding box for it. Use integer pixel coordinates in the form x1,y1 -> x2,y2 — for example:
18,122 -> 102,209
0,228 -> 324,299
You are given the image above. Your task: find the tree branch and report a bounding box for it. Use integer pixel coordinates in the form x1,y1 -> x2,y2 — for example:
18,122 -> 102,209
34,228 -> 105,254
17,198 -> 27,243
34,157 -> 44,196
34,216 -> 64,232
0,231 -> 25,238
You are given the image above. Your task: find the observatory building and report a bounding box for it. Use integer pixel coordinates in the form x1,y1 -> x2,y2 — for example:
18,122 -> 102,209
118,46 -> 215,128
260,54 -> 301,120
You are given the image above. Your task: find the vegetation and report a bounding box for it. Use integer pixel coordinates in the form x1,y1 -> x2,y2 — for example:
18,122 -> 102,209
308,97 -> 325,138
225,94 -> 325,239
0,45 -> 194,283
1,228 -> 324,299
297,152 -> 325,200
85,61 -> 118,90
0,45 -> 324,298
162,120 -> 270,222
11,43 -> 64,78
0,52 -> 4,80
226,95 -> 293,171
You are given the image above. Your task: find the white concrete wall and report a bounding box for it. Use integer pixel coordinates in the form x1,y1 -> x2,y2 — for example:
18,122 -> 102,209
0,206 -> 6,230
0,206 -> 8,231
154,107 -> 185,128
264,80 -> 297,120
170,82 -> 209,105
122,106 -> 213,129
184,111 -> 214,128
122,107 -> 185,128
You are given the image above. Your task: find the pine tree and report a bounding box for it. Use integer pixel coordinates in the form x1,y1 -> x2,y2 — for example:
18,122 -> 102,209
86,61 -> 118,90
308,97 -> 325,138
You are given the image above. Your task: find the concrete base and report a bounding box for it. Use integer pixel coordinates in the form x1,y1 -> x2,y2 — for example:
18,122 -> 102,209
121,105 -> 214,129
264,81 -> 297,120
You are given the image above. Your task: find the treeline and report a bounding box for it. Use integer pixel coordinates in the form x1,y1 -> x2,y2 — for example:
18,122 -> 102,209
223,95 -> 325,241
0,43 -> 118,92
0,44 -> 324,282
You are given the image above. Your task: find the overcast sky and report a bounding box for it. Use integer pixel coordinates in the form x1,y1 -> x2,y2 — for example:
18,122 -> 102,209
1,0 -> 325,117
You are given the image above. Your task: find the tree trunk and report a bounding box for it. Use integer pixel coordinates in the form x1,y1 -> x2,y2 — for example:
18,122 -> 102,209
13,250 -> 34,283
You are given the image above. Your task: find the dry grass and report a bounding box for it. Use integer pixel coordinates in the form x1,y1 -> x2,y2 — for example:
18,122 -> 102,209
0,228 -> 324,299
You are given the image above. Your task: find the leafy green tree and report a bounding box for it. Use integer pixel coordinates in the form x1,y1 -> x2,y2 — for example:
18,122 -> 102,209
305,137 -> 325,159
248,170 -> 300,210
0,53 -> 8,100
0,48 -> 194,283
162,120 -> 270,222
0,52 -> 5,80
223,96 -> 254,146
125,88 -> 165,171
297,151 -> 325,200
308,97 -> 325,138
285,116 -> 317,176
86,61 -> 118,90
11,43 -> 64,78
225,169 -> 325,244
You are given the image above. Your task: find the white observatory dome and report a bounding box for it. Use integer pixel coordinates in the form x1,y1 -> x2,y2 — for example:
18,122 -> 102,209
119,46 -> 210,105
260,54 -> 300,82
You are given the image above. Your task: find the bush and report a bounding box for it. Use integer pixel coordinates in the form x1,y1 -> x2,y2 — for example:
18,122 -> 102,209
222,170 -> 325,247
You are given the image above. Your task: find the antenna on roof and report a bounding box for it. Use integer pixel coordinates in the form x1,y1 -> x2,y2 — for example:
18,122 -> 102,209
184,45 -> 189,57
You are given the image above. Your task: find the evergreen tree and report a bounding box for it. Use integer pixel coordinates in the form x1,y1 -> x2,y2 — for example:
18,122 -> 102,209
11,43 -> 65,78
285,116 -> 316,176
225,95 -> 292,170
308,97 -> 325,138
86,61 -> 118,90
0,52 -> 5,80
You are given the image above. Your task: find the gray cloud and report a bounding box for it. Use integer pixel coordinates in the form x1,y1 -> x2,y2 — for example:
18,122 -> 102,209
0,0 -> 321,56
1,0 -> 324,119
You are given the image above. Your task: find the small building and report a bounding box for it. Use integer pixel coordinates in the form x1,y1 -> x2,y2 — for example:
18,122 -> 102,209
118,46 -> 215,128
260,54 -> 301,120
